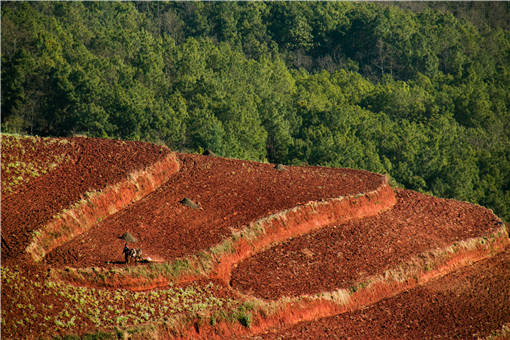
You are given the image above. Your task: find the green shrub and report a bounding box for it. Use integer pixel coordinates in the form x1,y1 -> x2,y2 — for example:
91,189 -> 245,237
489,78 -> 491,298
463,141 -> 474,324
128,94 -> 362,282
236,311 -> 252,328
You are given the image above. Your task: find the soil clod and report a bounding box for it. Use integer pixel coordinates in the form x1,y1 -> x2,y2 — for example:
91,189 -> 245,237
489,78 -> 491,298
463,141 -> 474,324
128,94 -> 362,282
119,232 -> 138,243
180,197 -> 201,209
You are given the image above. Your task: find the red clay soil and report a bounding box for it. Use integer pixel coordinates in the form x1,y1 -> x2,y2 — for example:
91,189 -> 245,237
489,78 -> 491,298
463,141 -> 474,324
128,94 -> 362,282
211,183 -> 396,285
230,189 -> 504,300
0,260 -> 235,339
1,136 -> 170,264
1,136 -> 71,193
0,263 -> 78,339
259,247 -> 510,340
44,153 -> 384,268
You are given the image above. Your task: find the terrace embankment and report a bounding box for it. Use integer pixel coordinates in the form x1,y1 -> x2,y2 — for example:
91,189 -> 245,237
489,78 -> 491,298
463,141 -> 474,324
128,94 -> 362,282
0,135 -> 176,264
179,188 -> 508,339
26,151 -> 179,262
45,153 -> 389,269
258,246 -> 510,340
231,189 -> 506,299
52,180 -> 395,290
211,181 -> 396,284
3,136 -> 508,340
48,159 -> 395,290
164,227 -> 508,340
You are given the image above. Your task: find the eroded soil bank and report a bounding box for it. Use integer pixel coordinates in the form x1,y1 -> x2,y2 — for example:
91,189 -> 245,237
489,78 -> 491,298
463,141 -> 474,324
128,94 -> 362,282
258,247 -> 510,340
231,189 -> 504,299
51,181 -> 395,291
1,136 -> 170,264
2,136 -> 508,340
45,153 -> 385,268
27,152 -> 180,262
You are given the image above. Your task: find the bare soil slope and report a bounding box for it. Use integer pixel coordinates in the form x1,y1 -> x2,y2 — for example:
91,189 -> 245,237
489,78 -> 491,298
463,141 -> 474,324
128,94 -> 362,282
1,136 -> 507,340
231,189 -> 503,299
45,153 -> 384,267
1,136 -> 170,263
259,247 -> 510,339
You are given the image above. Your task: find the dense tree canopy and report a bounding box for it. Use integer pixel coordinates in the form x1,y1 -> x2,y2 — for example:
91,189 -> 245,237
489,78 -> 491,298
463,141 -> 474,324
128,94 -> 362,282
2,2 -> 509,221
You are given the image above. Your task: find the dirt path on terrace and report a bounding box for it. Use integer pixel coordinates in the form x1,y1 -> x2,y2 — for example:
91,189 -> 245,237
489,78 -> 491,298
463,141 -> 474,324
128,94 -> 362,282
257,247 -> 510,339
1,137 -> 169,263
231,189 -> 503,299
44,153 -> 384,268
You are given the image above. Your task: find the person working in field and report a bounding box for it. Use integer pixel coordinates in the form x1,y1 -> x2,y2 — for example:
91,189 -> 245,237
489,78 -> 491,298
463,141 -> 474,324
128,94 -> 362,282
123,242 -> 143,264
123,243 -> 130,264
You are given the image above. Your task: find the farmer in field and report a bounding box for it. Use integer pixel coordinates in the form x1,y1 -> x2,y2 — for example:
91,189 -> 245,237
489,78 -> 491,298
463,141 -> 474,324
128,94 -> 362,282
123,242 -> 130,264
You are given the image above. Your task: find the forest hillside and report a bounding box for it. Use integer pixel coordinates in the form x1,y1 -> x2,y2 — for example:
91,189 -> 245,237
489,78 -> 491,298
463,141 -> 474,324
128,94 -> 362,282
2,2 -> 509,221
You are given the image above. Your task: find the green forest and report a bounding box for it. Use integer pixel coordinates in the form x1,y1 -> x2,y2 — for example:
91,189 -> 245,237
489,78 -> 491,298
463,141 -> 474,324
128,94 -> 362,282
2,2 -> 509,221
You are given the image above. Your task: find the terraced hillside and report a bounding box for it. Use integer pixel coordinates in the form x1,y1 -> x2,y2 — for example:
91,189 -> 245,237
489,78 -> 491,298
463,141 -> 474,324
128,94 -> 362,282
258,249 -> 510,339
44,152 -> 388,269
1,135 -> 508,339
231,189 -> 503,299
1,135 -> 178,264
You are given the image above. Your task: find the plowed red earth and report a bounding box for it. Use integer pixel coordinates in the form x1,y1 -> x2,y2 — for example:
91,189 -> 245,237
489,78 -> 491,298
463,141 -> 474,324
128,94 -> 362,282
231,189 -> 503,299
258,247 -> 510,339
1,136 -> 169,264
1,260 -> 236,340
44,153 -> 384,268
1,136 -> 70,194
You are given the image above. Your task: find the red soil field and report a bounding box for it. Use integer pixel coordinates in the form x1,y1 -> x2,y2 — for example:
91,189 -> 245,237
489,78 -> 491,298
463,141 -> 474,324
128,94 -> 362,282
231,189 -> 504,299
44,153 -> 385,268
2,136 -> 508,339
258,247 -> 510,340
1,136 -> 71,194
1,259 -> 236,340
1,136 -> 170,264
